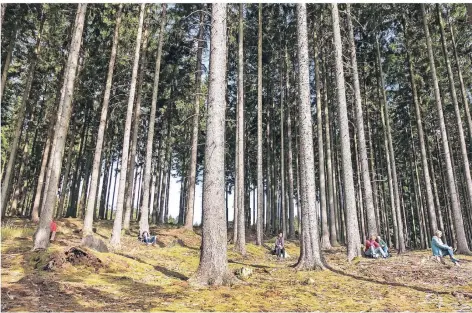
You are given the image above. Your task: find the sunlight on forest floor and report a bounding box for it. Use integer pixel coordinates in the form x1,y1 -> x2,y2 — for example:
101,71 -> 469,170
1,218 -> 472,312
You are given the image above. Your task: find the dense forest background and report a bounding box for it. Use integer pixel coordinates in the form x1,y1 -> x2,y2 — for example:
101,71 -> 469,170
1,3 -> 472,277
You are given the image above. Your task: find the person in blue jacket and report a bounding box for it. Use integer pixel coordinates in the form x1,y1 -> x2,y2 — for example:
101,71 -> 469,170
431,230 -> 460,266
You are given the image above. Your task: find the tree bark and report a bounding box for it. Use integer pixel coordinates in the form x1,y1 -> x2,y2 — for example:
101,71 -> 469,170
285,47 -> 295,240
421,4 -> 470,254
1,22 -> 17,101
314,29 -> 331,250
33,4 -> 87,250
256,3 -> 264,245
346,4 -> 377,237
376,39 -> 406,253
110,4 -> 145,249
234,3 -> 246,255
294,3 -> 324,270
83,4 -> 122,235
331,3 -> 362,261
189,4 -> 232,286
184,6 -> 202,230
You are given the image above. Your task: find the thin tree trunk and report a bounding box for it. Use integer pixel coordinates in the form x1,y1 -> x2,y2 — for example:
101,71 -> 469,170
124,23 -> 150,231
285,47 -> 295,240
184,6 -> 202,230
256,3 -> 264,245
346,4 -> 377,237
110,3 -> 145,249
33,4 -> 87,250
421,4 -> 470,254
1,22 -> 17,101
83,4 -> 122,236
331,3 -> 361,261
376,39 -> 406,253
234,3 -> 246,255
189,4 -> 232,286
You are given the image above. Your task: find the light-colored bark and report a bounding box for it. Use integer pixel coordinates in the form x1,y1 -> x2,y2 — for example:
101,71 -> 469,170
33,4 -> 87,250
184,7 -> 202,230
331,3 -> 362,261
314,29 -> 331,250
124,23 -> 150,230
285,46 -> 295,240
346,4 -> 377,237
110,4 -> 145,249
1,22 -> 16,101
234,3 -> 246,255
83,4 -> 122,236
256,3 -> 264,245
189,3 -> 232,286
294,3 -> 324,270
421,4 -> 470,254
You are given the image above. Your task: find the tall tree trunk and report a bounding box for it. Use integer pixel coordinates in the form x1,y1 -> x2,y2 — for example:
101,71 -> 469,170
437,5 -> 472,234
2,15 -> 44,217
421,4 -> 470,254
285,47 -> 295,240
234,3 -> 246,255
110,4 -> 145,249
184,6 -> 202,230
346,4 -> 377,237
376,39 -> 406,253
404,19 -> 438,237
322,52 -> 339,247
33,4 -> 87,250
124,23 -> 150,231
256,3 -> 264,245
314,29 -> 331,250
331,3 -> 361,261
294,3 -> 324,270
189,4 -> 232,286
83,4 -> 122,235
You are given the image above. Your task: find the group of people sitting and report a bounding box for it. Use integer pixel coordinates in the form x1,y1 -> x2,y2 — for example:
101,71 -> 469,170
364,230 -> 460,266
139,231 -> 157,246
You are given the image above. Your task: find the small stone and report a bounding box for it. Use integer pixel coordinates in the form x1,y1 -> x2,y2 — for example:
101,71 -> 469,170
304,278 -> 315,285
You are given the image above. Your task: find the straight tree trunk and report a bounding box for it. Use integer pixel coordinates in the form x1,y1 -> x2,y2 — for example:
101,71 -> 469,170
294,3 -> 324,270
437,5 -> 472,237
2,15 -> 44,217
33,4 -> 87,250
285,47 -> 295,240
346,4 -> 377,237
110,4 -> 145,249
83,4 -> 122,235
331,3 -> 362,261
184,6 -> 203,230
256,3 -> 264,245
404,20 -> 438,236
314,30 -> 331,250
189,4 -> 232,286
234,3 -> 246,255
124,23 -> 150,231
421,4 -> 470,254
376,39 -> 406,253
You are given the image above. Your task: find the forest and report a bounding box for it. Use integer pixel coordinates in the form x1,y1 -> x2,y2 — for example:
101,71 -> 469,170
1,3 -> 472,311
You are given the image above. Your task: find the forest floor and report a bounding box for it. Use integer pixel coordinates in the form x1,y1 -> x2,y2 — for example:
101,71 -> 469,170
1,218 -> 472,312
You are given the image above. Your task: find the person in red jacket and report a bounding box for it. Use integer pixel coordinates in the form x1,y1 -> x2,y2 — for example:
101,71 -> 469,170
365,234 -> 387,258
50,220 -> 57,242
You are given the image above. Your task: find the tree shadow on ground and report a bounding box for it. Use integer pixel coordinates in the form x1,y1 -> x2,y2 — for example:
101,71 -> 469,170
325,263 -> 470,298
115,252 -> 188,281
228,259 -> 274,269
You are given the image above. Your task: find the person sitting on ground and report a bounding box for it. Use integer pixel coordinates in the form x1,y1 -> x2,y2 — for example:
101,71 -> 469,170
364,234 -> 387,258
50,220 -> 57,242
376,235 -> 389,256
275,232 -> 285,259
140,231 -> 157,246
431,230 -> 459,266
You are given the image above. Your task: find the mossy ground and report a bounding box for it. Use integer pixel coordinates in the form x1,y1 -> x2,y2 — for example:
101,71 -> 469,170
1,218 -> 471,312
